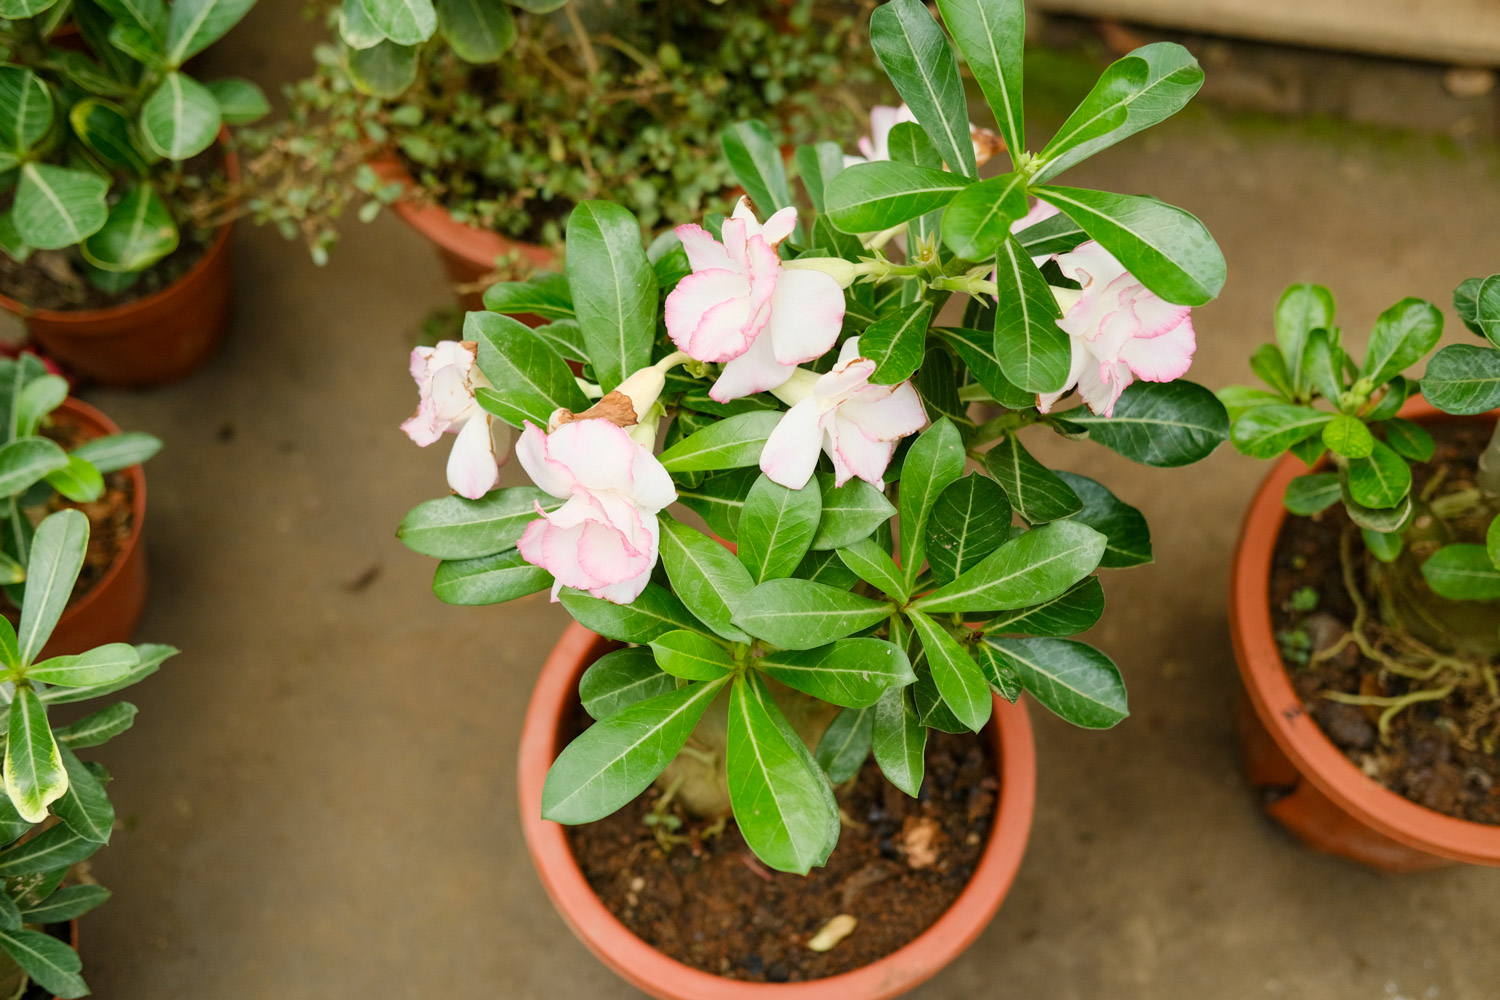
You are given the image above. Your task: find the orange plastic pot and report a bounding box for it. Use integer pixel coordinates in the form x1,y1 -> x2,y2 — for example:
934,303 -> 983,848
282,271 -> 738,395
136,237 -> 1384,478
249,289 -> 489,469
367,154 -> 555,314
1230,398 -> 1500,871
519,622 -> 1037,1000
23,398 -> 148,661
0,149 -> 239,388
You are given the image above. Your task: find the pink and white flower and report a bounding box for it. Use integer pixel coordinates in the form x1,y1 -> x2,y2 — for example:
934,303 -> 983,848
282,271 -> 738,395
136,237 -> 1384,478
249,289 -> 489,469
1036,242 -> 1197,418
665,198 -> 845,403
759,337 -> 928,490
844,103 -> 1005,168
400,340 -> 505,500
516,419 -> 676,604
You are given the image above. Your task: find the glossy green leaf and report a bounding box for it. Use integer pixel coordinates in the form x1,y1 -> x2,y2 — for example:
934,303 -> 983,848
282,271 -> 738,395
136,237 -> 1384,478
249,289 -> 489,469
934,0 -> 1024,161
658,518 -> 754,643
970,640 -> 1021,700
17,510 -> 86,667
12,376 -> 65,438
1053,471 -> 1151,568
54,702 -> 137,748
721,119 -> 794,220
434,0 -> 514,61
560,582 -> 706,644
540,676 -> 729,825
658,411 -> 781,472
815,705 -> 874,784
992,234 -> 1070,392
907,610 -> 991,731
940,172 -> 1027,260
432,549 -> 549,605
1301,328 -> 1345,405
738,473 -> 820,583
795,141 -> 846,215
925,472 -> 1012,584
649,630 -> 733,680
1362,297 -> 1443,387
51,744 -> 111,843
758,637 -> 914,708
13,164 -> 109,251
978,576 -> 1104,636
68,99 -> 146,177
139,72 -> 221,160
796,548 -> 861,590
870,0 -> 976,177
354,0 -> 434,46
0,67 -> 53,154
347,39 -> 418,98
861,300 -> 932,385
675,467 -> 757,543
3,688 -> 65,824
40,643 -> 175,704
1488,514 -> 1500,571
1380,418 -> 1435,463
482,271 -> 573,320
1282,473 -> 1341,516
578,648 -> 673,720
1249,343 -> 1294,399
984,636 -> 1127,728
81,184 -> 178,273
825,160 -> 969,234
0,927 -> 85,999
1421,344 -> 1500,415
809,474 -> 895,551
897,418 -> 965,586
27,643 -> 137,687
1362,528 -> 1403,564
1274,284 -> 1335,396
17,884 -> 110,924
398,487 -> 558,559
565,201 -> 656,393
1421,545 -> 1500,601
468,311 -> 589,427
983,434 -> 1081,523
912,519 -> 1106,613
166,0 -> 255,63
1320,414 -> 1374,459
834,536 -> 907,601
871,684 -> 925,797
1345,440 -> 1411,510
1230,404 -> 1331,459
1013,209 -> 1086,257
1468,274 -> 1500,347
205,77 -> 270,124
1034,186 -> 1224,306
1059,380 -> 1229,467
939,326 -> 1035,409
732,578 -> 891,650
0,822 -> 96,877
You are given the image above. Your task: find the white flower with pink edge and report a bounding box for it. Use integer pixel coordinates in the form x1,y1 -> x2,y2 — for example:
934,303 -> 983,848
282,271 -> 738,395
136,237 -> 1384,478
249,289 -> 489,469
516,419 -> 676,605
1037,242 -> 1197,418
664,198 -> 845,403
400,340 -> 506,500
759,337 -> 928,491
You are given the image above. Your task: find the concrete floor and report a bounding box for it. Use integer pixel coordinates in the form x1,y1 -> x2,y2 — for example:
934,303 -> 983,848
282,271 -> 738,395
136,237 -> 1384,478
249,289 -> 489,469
51,4 -> 1500,998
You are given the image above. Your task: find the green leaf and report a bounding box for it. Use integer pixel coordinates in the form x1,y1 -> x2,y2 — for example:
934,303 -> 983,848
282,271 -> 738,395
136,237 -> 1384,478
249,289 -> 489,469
27,642 -> 137,687
861,300 -> 932,385
938,326 -> 1035,409
1421,545 -> 1500,601
1345,441 -> 1412,510
109,21 -> 167,67
1321,414 -> 1374,459
166,0 -> 254,63
0,67 -> 53,154
81,184 -> 178,273
658,518 -> 754,643
482,271 -> 573,320
1283,473 -> 1341,516
795,141 -> 846,215
815,706 -> 874,784
940,172 -> 1028,261
0,0 -> 58,16
1469,274 -> 1500,347
93,0 -> 167,43
1060,380 -> 1229,467
139,72 -> 222,160
1301,328 -> 1345,406
1053,471 -> 1151,568
54,702 -> 137,748
991,234 -> 1070,392
0,212 -> 31,265
796,548 -> 860,590
18,884 -> 110,924
982,434 -> 1081,523
564,201 -> 656,393
984,636 -> 1128,728
727,672 -> 838,875
13,164 -> 109,251
578,648 -> 673,720
435,0 -> 514,61
432,549 -> 550,605
721,120 -> 794,220
397,486 -> 557,559
1013,210 -> 1086,257
758,637 -> 914,708
810,474 -> 896,550
970,640 -> 1021,700
467,311 -> 589,427
925,473 -> 1012,584
1381,418 -> 1435,463
738,474 -> 820,584
1421,344 -> 1500,415
909,643 -> 966,734
347,39 -> 418,99
913,519 -> 1106,613
978,576 -> 1104,636
17,510 -> 87,667
13,377 -> 66,438
1489,514 -> 1500,571
649,630 -> 733,680
658,411 -> 781,473
898,418 -> 965,587
1230,404 -> 1332,459
1035,43 -> 1202,181
40,643 -> 175,704
205,76 -> 271,124
0,927 -> 85,999
1273,283 -> 1336,396
1033,186 -> 1224,306
1249,344 -> 1294,399
1362,298 -> 1443,387
542,676 -> 728,825
354,0 -> 434,45
675,467 -> 757,543
871,684 -> 926,797
70,431 -> 160,474
934,0 -> 1024,162
835,536 -> 907,601
0,619 -> 15,673
0,823 -> 96,876
51,744 -> 112,843
870,0 -> 976,177
1339,491 -> 1410,534
907,610 -> 991,731
732,579 -> 891,651
559,582 -> 706,644
1362,528 -> 1403,564
3,688 -> 64,824
825,160 -> 970,234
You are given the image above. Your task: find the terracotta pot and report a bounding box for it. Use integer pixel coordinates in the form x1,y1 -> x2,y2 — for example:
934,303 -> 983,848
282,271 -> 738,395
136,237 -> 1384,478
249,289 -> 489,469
0,149 -> 239,388
367,154 -> 555,314
1230,398 -> 1500,871
15,398 -> 149,661
519,622 -> 1037,999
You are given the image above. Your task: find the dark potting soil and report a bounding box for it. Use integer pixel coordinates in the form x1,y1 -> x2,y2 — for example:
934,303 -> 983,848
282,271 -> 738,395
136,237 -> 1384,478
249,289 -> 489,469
1270,419 -> 1500,824
566,709 -> 997,983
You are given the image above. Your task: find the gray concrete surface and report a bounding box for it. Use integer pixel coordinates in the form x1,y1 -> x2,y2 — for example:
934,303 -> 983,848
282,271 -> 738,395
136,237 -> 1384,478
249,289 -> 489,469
55,4 -> 1500,997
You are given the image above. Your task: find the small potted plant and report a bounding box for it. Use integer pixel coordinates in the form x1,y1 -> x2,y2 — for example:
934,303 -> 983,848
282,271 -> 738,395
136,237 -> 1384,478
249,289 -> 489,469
397,0 -> 1228,992
0,506 -> 178,998
1225,277 -> 1500,871
0,0 -> 269,385
243,0 -> 877,309
0,354 -> 160,658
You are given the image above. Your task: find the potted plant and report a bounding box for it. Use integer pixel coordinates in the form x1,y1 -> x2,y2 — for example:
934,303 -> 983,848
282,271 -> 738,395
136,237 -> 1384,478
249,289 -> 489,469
1225,277 -> 1500,871
397,0 -> 1227,991
243,0 -> 878,309
0,506 -> 178,998
0,0 -> 269,386
0,354 -> 160,658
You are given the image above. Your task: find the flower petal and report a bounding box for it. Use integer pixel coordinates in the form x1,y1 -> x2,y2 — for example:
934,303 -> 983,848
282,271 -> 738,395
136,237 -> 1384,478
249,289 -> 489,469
828,416 -> 897,489
840,381 -> 927,441
628,446 -> 677,512
446,415 -> 500,499
664,268 -> 751,359
765,268 -> 844,366
760,206 -> 798,247
516,422 -> 577,498
546,419 -> 638,494
1078,358 -> 1133,418
1037,336 -> 1089,414
709,331 -> 796,403
1119,315 -> 1196,382
759,398 -> 823,489
675,223 -> 735,272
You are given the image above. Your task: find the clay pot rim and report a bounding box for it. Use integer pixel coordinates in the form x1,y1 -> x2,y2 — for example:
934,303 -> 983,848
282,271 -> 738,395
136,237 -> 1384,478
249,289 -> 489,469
366,152 -> 554,272
0,141 -> 240,327
1230,397 -> 1500,866
519,621 -> 1037,1000
49,397 -> 147,630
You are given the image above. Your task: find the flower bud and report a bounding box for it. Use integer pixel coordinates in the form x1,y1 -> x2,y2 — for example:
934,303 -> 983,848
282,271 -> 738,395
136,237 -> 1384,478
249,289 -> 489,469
781,255 -> 860,289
